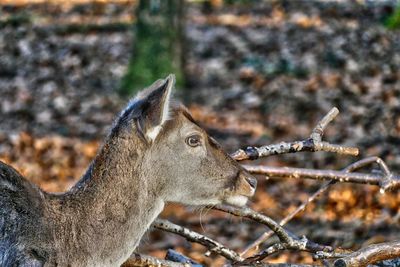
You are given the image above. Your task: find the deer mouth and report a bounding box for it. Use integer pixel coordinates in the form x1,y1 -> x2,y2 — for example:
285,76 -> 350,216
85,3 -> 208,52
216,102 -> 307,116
223,171 -> 257,207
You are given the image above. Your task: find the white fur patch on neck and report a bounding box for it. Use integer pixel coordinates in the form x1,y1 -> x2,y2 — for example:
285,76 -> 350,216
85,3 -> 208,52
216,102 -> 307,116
225,195 -> 248,207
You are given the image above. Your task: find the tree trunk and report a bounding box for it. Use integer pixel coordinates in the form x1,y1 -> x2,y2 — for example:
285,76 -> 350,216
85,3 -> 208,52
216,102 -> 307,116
120,0 -> 185,96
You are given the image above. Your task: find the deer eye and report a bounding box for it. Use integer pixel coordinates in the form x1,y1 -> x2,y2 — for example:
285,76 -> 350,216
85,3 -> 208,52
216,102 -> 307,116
185,135 -> 201,147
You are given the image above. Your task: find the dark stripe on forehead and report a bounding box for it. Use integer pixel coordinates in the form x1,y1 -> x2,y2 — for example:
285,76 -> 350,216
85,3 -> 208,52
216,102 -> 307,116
181,107 -> 201,127
208,136 -> 221,149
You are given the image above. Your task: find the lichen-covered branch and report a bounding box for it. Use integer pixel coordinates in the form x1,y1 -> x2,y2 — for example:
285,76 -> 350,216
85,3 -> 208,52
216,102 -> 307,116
241,264 -> 317,267
231,108 -> 359,161
332,241 -> 400,267
153,219 -> 243,262
122,253 -> 186,267
243,165 -> 400,192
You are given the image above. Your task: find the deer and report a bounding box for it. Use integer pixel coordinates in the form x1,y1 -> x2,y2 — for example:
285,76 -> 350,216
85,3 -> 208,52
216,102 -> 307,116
0,74 -> 257,267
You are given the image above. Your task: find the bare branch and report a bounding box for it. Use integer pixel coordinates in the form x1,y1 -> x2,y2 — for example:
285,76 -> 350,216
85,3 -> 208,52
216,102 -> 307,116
240,264 -> 318,267
332,241 -> 400,267
310,107 -> 339,142
244,243 -> 286,262
122,251 -> 320,267
342,157 -> 386,173
153,219 -> 243,262
122,253 -> 186,267
231,108 -> 359,161
213,205 -> 292,244
243,165 -> 400,191
165,249 -> 203,266
242,234 -> 343,264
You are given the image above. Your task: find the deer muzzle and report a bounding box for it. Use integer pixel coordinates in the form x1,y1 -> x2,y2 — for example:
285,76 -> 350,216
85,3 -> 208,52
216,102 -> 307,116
235,171 -> 257,197
225,171 -> 257,207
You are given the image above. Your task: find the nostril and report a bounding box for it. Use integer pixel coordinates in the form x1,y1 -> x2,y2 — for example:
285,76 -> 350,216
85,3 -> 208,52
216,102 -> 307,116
246,176 -> 257,189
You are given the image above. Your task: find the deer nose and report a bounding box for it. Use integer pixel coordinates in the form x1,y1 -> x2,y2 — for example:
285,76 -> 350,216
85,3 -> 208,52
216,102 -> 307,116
246,176 -> 257,189
233,171 -> 257,198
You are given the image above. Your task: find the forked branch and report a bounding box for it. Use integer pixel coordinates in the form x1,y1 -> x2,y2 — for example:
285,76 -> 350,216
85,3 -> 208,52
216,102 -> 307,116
153,219 -> 243,262
231,108 -> 358,161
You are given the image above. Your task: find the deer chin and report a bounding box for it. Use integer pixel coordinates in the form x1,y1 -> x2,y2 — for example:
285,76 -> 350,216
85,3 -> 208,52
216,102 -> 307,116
224,195 -> 248,207
180,197 -> 221,206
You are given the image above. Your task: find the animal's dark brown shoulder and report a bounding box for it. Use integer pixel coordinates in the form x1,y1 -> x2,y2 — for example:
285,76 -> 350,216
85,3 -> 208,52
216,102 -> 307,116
0,161 -> 43,201
0,161 -> 29,190
0,161 -> 49,266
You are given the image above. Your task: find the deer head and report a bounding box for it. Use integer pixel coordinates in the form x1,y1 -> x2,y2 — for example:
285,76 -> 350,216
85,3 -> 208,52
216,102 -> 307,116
111,74 -> 257,207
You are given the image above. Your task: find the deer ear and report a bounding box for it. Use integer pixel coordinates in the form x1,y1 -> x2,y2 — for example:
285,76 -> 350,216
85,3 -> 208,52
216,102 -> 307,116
141,74 -> 174,142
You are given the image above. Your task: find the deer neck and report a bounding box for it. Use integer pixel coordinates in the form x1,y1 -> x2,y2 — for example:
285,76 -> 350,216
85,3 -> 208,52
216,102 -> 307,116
50,138 -> 165,265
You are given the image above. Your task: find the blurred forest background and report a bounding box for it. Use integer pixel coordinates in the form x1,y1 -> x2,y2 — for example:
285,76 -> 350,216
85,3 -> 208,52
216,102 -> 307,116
0,0 -> 400,265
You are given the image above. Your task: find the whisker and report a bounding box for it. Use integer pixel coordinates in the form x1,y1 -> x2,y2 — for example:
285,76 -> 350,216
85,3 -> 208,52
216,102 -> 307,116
199,207 -> 206,233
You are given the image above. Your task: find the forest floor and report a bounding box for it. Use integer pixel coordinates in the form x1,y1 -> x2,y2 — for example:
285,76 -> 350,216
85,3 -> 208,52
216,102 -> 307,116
0,1 -> 400,265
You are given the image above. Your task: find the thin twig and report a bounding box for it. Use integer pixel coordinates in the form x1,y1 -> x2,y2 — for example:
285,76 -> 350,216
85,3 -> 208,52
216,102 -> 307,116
213,205 -> 292,244
231,108 -> 359,161
332,240 -> 400,267
153,219 -> 243,262
240,264 -> 317,267
243,165 -> 400,191
122,253 -> 186,267
240,180 -> 333,257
